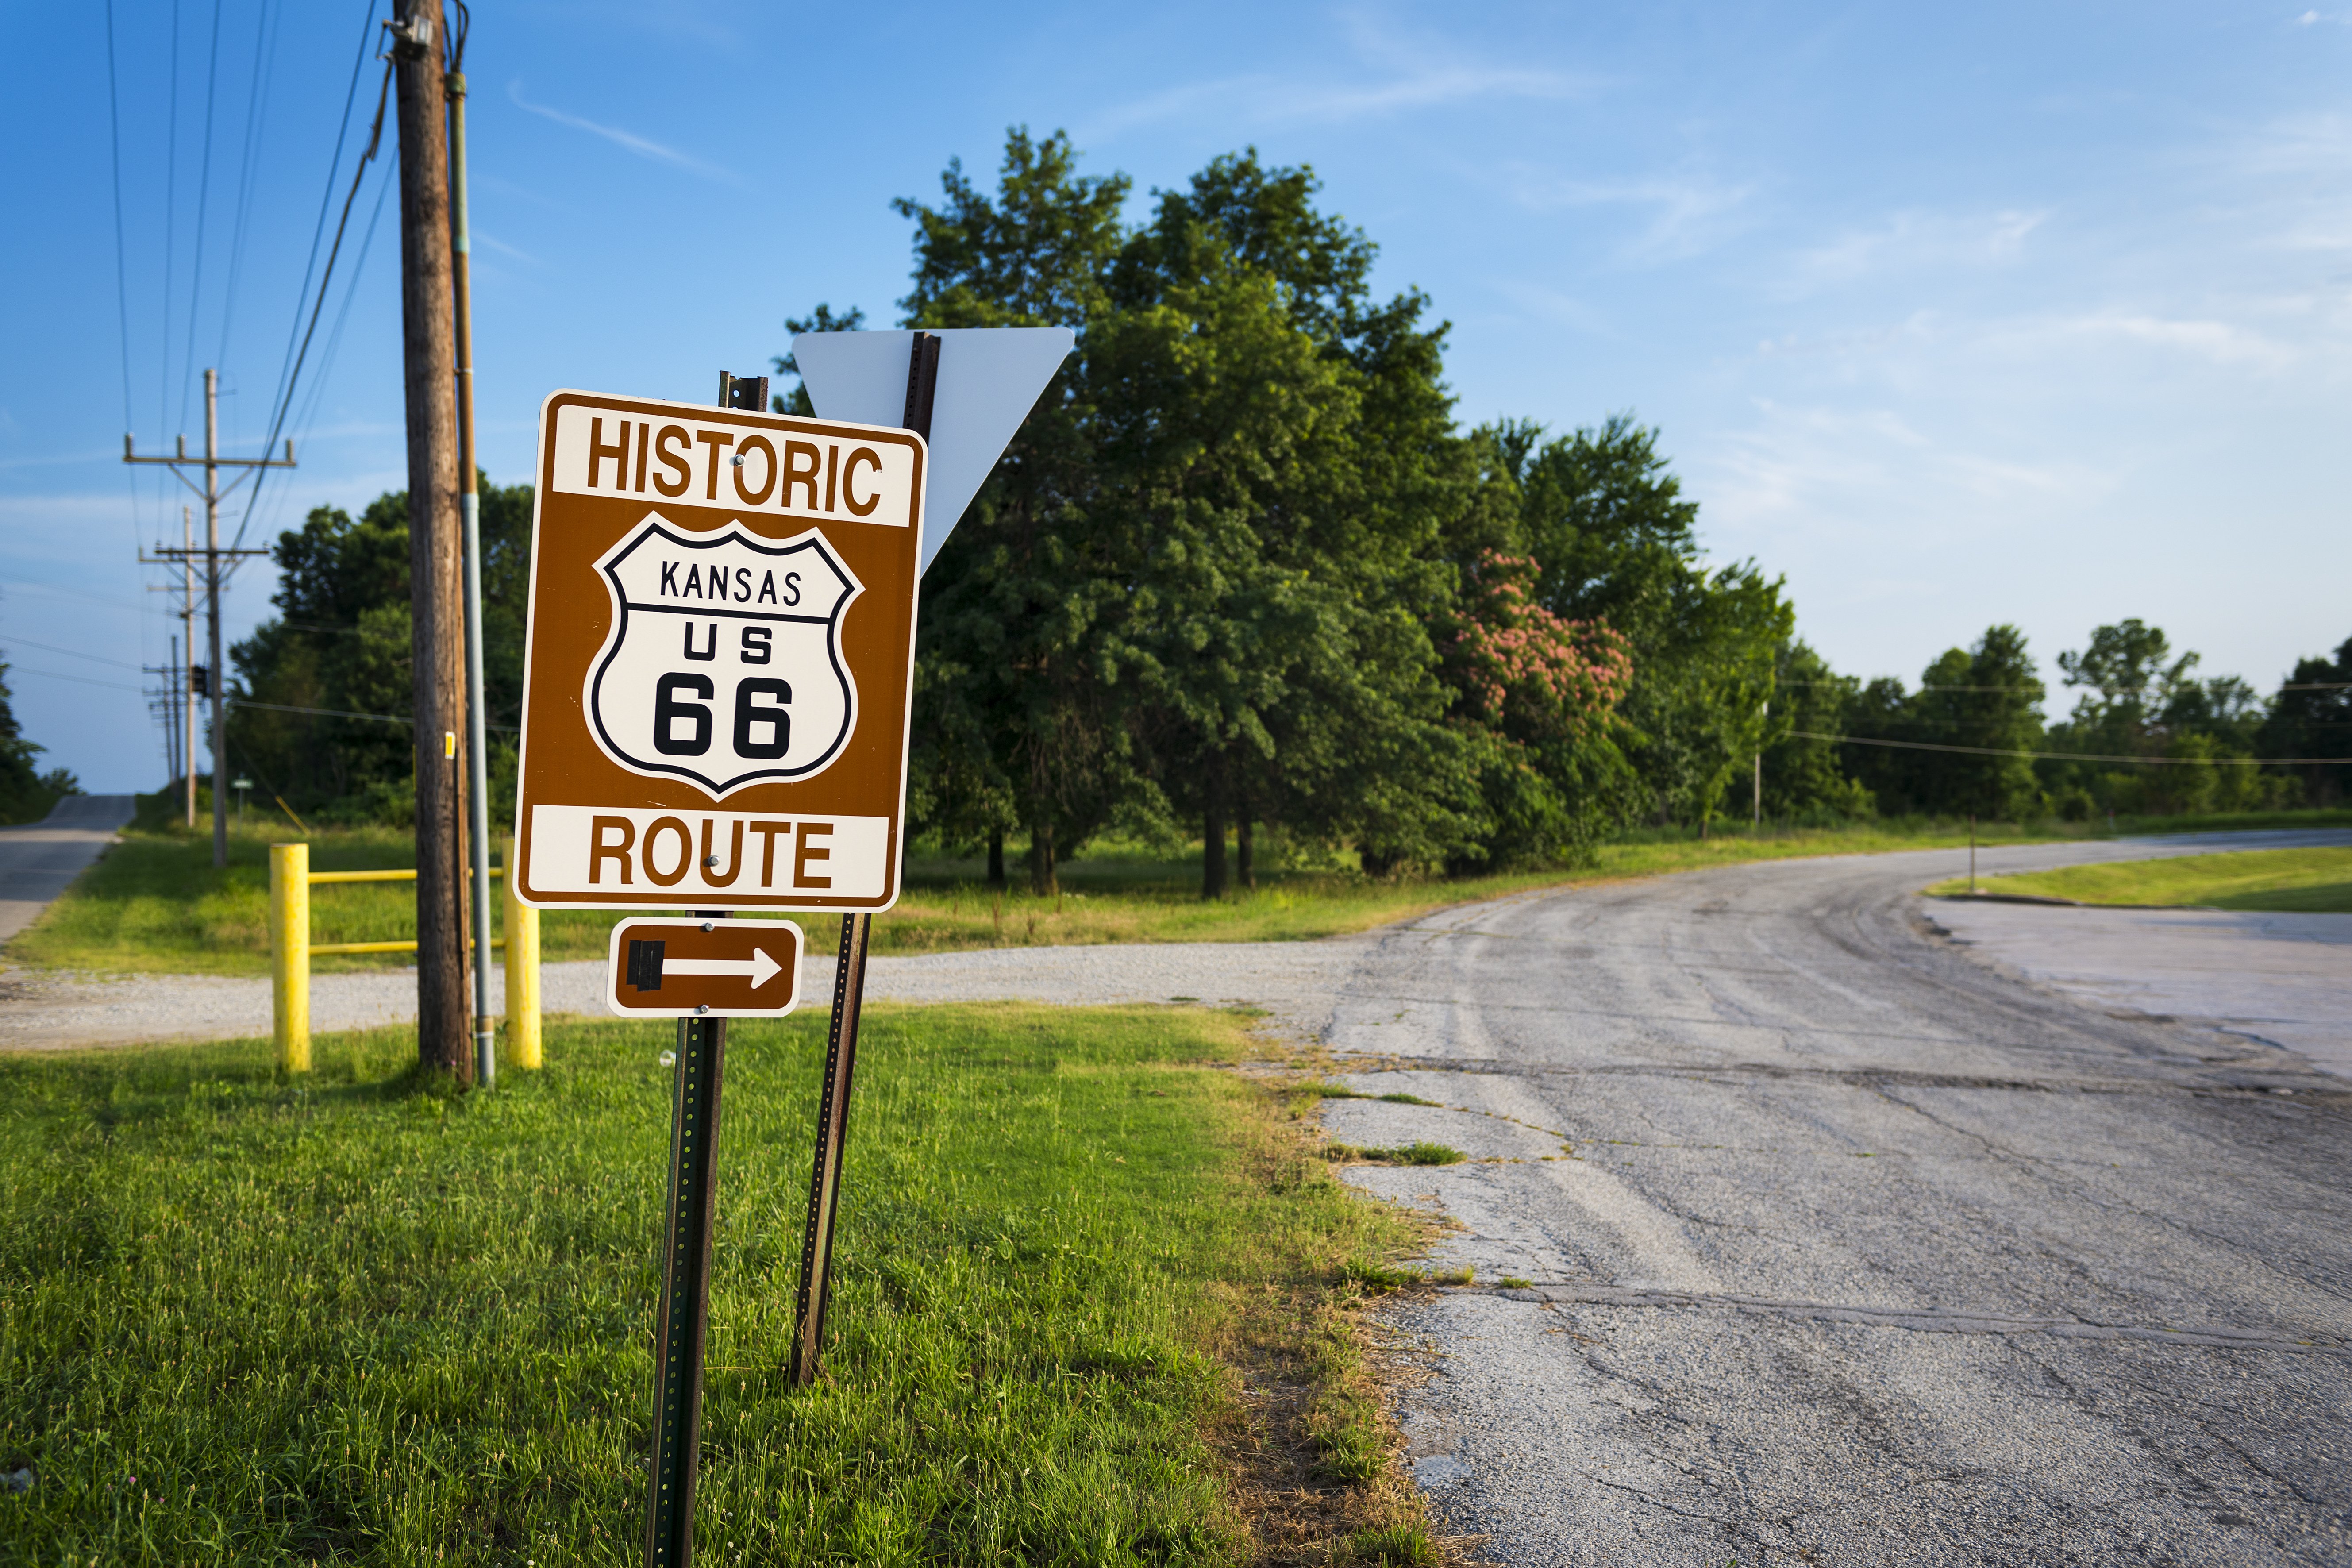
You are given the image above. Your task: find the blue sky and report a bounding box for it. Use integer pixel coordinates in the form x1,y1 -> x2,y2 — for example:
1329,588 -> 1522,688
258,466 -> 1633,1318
4,1 -> 2346,791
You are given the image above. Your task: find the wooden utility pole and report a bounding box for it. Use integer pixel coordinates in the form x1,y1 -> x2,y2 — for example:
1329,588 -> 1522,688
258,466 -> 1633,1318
127,371 -> 289,867
389,0 -> 471,1082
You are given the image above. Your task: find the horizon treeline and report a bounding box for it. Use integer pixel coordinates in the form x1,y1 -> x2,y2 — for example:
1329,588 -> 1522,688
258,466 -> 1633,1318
215,131 -> 2348,892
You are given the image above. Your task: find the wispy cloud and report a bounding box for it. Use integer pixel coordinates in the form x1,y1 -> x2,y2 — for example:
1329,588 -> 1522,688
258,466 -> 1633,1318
2051,311 -> 2298,370
1702,400 -> 2110,546
1497,167 -> 1756,262
1791,208 -> 2047,289
1084,63 -> 1583,140
1080,11 -> 1593,143
471,231 -> 542,267
1488,278 -> 1618,336
506,82 -> 739,184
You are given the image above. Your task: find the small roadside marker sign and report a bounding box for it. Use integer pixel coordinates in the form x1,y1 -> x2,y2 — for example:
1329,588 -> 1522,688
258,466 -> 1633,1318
606,916 -> 803,1018
512,391 -> 927,914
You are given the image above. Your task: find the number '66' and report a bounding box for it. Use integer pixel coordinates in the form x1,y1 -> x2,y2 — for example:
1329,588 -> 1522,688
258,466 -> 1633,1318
654,673 -> 791,759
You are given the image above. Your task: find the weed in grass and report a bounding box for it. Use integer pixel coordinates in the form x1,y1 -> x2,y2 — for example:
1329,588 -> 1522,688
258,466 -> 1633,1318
1340,1257 -> 1427,1294
1299,1305 -> 1388,1487
0,1004 -> 1437,1564
1320,1140 -> 1467,1167
1349,1525 -> 1442,1566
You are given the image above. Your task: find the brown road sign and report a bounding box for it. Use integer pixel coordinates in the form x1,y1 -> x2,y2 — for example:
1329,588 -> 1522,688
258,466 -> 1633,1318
606,917 -> 805,1018
512,391 -> 926,912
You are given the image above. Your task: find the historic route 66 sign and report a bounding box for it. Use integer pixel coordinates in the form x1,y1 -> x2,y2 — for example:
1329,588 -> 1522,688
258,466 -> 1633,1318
586,517 -> 860,794
512,391 -> 925,913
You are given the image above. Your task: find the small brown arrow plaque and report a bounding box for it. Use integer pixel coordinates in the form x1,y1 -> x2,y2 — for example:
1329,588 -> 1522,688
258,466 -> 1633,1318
605,917 -> 804,1018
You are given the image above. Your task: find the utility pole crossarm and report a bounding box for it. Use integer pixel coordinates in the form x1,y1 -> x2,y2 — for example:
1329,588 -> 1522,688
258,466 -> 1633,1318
123,435 -> 296,468
141,546 -> 272,562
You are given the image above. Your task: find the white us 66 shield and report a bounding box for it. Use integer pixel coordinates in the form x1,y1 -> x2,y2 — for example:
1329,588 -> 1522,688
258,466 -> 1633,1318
584,512 -> 861,797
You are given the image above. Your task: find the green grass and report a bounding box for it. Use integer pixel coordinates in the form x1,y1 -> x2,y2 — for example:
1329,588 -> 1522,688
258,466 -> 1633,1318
0,1005 -> 1431,1565
23,808 -> 2348,977
1927,845 -> 2352,913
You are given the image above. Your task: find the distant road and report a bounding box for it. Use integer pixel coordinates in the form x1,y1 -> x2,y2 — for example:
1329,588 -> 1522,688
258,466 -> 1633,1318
0,794 -> 134,946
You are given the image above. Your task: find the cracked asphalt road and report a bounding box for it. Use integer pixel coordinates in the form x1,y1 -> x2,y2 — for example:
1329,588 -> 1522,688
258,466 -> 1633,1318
1318,835 -> 2352,1566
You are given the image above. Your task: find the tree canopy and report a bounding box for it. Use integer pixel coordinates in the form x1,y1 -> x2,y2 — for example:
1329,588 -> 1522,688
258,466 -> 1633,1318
210,128 -> 2344,863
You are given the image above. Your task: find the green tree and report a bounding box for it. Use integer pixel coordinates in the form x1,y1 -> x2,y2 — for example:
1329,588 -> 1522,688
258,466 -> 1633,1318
885,129 -> 1136,893
226,477 -> 532,823
2043,620 -> 2291,816
0,653 -> 77,824
1842,626 -> 2044,818
1102,150 -> 1482,892
1497,415 -> 1791,832
2052,618 -> 2194,759
2259,636 -> 2352,807
1754,640 -> 1873,822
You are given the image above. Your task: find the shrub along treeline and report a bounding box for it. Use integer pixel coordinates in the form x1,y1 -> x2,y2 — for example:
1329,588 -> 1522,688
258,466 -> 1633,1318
219,131 -> 2349,892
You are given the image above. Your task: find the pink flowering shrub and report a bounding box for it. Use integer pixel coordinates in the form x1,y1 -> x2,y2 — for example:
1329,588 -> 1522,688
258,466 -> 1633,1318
1444,552 -> 1633,744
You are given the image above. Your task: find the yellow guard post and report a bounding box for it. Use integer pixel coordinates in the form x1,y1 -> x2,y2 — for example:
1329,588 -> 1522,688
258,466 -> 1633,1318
504,839 -> 542,1068
269,842 -> 310,1072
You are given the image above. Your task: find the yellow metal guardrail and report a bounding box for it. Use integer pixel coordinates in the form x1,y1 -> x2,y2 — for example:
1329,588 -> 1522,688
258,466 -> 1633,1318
269,841 -> 541,1073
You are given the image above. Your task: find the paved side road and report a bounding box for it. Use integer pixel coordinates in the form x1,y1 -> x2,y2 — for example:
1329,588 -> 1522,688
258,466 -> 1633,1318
1315,833 -> 2352,1566
0,795 -> 135,945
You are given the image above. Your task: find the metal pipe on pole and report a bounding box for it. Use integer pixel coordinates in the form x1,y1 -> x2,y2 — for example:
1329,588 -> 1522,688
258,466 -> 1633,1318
205,370 -> 229,868
183,505 -> 197,828
447,54 -> 495,1090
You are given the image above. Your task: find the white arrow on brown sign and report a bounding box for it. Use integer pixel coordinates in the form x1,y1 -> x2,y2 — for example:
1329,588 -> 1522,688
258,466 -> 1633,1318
605,916 -> 804,1018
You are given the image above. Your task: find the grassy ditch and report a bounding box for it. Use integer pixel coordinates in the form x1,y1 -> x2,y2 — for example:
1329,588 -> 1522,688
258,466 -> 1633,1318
1927,844 -> 2352,913
0,1004 -> 1448,1565
26,810 -> 2340,977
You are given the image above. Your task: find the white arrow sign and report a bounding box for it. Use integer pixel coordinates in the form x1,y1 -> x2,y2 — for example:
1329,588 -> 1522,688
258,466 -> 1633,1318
662,948 -> 787,989
791,327 -> 1074,575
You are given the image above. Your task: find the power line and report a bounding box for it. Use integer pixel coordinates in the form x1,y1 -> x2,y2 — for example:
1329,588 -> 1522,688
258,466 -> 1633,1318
5,666 -> 148,695
250,1 -> 378,523
102,0 -> 135,443
279,162 -> 392,474
230,696 -> 517,733
235,52 -> 393,552
1796,731 -> 2352,767
213,0 -> 279,378
1,637 -> 147,673
175,0 -> 227,439
158,0 -> 181,449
